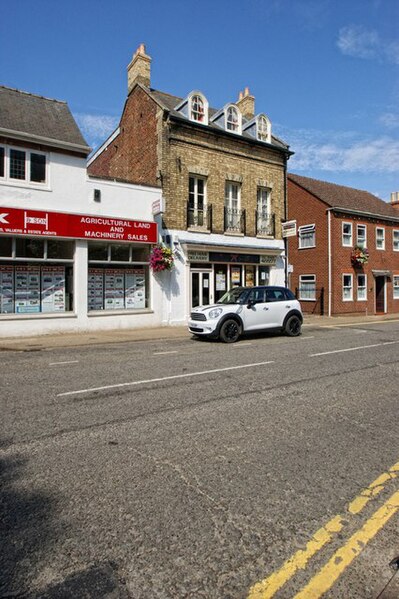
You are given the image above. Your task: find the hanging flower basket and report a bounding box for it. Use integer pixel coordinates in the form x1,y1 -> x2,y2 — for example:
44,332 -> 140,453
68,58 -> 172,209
351,245 -> 369,267
149,244 -> 174,272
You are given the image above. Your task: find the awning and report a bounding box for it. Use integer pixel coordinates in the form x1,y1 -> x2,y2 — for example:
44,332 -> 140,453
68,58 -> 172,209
372,270 -> 392,278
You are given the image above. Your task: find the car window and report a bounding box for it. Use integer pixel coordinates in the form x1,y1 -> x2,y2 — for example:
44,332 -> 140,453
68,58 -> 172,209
248,288 -> 266,303
284,288 -> 296,300
266,289 -> 285,302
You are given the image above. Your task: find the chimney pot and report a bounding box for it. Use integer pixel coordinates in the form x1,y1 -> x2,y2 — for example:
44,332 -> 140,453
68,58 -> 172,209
127,43 -> 151,93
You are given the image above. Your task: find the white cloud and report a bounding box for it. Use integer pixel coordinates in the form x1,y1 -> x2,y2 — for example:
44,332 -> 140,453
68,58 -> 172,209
74,113 -> 119,146
277,126 -> 399,173
379,112 -> 399,129
337,25 -> 380,59
337,25 -> 399,65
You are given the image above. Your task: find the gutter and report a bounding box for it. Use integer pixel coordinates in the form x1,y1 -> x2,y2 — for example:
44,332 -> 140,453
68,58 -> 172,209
0,127 -> 91,155
330,205 -> 399,223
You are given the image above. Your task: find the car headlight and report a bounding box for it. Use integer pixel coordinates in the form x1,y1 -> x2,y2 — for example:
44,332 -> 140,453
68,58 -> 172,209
208,308 -> 223,319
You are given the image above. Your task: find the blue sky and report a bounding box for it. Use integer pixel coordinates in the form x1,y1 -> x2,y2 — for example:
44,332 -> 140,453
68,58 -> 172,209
1,0 -> 398,201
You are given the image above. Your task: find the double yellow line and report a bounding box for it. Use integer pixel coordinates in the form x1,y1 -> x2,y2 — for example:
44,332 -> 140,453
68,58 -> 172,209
247,460 -> 399,599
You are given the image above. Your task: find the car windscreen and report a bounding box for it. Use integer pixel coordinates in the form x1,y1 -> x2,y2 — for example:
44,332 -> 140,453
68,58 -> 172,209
217,288 -> 249,304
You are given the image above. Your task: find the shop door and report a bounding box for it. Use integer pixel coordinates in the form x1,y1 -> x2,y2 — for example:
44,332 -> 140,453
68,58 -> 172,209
191,271 -> 212,308
375,276 -> 386,313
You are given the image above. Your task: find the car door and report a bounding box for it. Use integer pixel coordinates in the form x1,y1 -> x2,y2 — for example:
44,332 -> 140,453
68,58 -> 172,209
241,288 -> 268,331
265,288 -> 291,327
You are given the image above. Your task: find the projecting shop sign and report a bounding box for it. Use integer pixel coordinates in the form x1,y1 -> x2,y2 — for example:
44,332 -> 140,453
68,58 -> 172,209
0,207 -> 157,243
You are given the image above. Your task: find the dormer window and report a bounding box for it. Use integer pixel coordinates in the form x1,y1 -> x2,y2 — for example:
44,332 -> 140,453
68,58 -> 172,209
185,92 -> 209,125
257,115 -> 271,143
226,106 -> 241,133
191,95 -> 205,122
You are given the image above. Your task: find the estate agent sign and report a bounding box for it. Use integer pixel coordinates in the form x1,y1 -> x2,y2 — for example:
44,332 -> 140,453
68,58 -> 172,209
0,207 -> 157,244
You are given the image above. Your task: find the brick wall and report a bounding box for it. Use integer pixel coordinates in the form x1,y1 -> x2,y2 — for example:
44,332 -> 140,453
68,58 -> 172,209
161,120 -> 286,237
88,86 -> 160,187
288,178 -> 399,315
287,179 -> 328,314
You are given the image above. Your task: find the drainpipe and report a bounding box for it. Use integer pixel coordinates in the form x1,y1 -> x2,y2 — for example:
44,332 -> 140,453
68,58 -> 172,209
327,208 -> 332,317
283,163 -> 288,288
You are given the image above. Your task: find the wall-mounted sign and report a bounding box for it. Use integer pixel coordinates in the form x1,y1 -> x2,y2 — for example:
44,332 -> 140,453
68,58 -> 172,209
0,206 -> 157,244
188,250 -> 209,262
259,255 -> 277,266
152,198 -> 163,216
209,252 -> 259,264
282,220 -> 297,237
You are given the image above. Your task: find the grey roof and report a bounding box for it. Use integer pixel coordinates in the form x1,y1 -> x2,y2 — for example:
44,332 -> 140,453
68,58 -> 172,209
0,86 -> 91,154
288,173 -> 398,220
148,88 -> 290,151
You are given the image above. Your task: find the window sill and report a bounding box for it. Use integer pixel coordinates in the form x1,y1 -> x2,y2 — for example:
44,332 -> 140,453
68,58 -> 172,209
187,226 -> 211,234
256,234 -> 274,239
88,308 -> 153,317
299,298 -> 317,302
298,246 -> 316,250
0,179 -> 51,192
0,312 -> 76,321
224,231 -> 244,237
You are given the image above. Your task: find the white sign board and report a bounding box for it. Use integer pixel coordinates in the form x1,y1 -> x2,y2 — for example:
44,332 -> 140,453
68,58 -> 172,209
152,198 -> 163,216
282,220 -> 297,237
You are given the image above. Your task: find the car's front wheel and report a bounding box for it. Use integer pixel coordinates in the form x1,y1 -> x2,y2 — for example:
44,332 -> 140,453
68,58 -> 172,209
219,319 -> 242,343
284,314 -> 302,337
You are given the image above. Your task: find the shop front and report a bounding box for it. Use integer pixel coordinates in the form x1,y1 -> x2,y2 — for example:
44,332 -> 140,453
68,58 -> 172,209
0,205 -> 160,336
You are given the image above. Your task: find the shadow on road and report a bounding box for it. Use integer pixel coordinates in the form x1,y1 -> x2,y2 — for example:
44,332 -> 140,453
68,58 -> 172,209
0,439 -> 58,597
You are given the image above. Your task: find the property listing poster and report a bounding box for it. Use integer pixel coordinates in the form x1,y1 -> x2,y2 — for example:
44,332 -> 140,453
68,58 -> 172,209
125,268 -> 146,309
104,269 -> 125,310
88,268 -> 104,311
41,267 -> 66,313
14,266 -> 41,313
0,266 -> 14,314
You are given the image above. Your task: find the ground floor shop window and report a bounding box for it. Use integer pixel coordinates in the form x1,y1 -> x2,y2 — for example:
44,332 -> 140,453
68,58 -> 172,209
0,263 -> 73,314
0,237 -> 74,315
88,241 -> 150,312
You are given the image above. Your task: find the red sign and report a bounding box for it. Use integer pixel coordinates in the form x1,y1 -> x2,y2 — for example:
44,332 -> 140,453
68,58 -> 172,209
0,207 -> 157,244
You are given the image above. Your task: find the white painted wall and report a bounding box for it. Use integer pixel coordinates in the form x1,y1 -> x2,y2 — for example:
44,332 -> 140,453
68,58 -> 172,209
0,150 -> 168,337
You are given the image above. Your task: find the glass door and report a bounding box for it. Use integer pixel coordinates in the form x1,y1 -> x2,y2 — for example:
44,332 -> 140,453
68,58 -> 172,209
191,271 -> 212,308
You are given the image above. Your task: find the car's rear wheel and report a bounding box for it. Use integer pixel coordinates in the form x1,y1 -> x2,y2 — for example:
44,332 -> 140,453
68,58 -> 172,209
219,319 -> 242,343
284,314 -> 302,337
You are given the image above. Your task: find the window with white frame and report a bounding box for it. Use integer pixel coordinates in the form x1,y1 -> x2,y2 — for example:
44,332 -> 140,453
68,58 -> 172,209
357,224 -> 367,248
393,230 -> 399,251
257,115 -> 270,143
298,224 -> 315,248
376,227 -> 385,250
225,106 -> 241,133
394,276 -> 399,299
342,222 -> 353,246
0,145 -> 47,185
357,274 -> 367,301
299,274 -> 316,300
343,274 -> 353,301
188,175 -> 206,227
190,94 -> 206,123
225,181 -> 241,231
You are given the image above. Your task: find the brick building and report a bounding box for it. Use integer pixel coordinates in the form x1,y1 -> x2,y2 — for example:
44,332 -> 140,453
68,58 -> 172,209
287,173 -> 399,316
88,44 -> 293,324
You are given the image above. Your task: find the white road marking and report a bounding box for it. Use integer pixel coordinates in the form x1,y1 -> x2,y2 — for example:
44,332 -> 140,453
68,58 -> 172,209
233,343 -> 252,347
50,360 -> 79,366
57,360 -> 275,397
310,340 -> 399,357
153,350 -> 178,355
301,336 -> 315,339
319,319 -> 399,328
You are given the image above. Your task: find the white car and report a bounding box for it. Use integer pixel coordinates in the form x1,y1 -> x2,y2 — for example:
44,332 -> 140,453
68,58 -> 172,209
188,285 -> 303,343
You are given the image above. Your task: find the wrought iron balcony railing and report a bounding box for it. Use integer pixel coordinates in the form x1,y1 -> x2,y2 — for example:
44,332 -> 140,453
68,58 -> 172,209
224,207 -> 246,235
256,211 -> 275,236
187,203 -> 212,231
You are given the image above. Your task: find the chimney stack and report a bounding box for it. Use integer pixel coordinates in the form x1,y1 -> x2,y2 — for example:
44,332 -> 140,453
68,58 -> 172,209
127,43 -> 151,93
236,86 -> 255,119
391,191 -> 399,211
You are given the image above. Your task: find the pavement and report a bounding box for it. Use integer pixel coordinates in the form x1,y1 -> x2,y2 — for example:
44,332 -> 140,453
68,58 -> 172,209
1,312 -> 399,351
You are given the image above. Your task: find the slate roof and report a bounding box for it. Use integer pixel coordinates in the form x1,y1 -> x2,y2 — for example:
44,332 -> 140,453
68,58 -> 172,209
0,86 -> 90,154
288,173 -> 398,220
148,88 -> 290,151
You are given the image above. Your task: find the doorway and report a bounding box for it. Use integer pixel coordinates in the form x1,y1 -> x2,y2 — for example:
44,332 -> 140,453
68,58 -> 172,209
375,276 -> 386,313
191,271 -> 212,308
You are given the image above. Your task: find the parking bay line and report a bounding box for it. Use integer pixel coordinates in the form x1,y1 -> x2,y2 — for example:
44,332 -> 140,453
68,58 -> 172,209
49,360 -> 79,366
310,340 -> 399,357
153,350 -> 178,355
57,360 -> 275,397
247,459 -> 399,599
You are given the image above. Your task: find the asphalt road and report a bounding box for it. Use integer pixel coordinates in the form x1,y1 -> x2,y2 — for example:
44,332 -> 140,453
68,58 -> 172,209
1,321 -> 399,598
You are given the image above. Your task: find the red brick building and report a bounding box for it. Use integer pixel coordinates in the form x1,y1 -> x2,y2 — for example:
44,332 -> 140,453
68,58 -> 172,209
287,173 -> 399,316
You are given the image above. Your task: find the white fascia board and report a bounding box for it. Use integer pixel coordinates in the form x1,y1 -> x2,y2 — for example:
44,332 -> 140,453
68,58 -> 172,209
0,127 -> 91,155
170,230 -> 284,252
